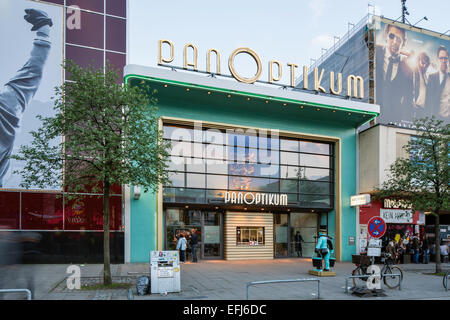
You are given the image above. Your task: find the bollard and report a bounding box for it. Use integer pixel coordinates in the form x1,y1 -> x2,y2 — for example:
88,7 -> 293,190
128,288 -> 134,300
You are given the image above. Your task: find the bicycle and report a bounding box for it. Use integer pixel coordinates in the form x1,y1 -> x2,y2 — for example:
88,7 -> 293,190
351,253 -> 403,289
444,271 -> 449,290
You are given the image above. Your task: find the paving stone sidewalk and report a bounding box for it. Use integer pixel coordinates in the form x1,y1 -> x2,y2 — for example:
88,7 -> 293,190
0,259 -> 449,300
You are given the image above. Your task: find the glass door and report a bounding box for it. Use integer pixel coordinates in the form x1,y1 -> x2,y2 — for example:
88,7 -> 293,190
274,213 -> 289,257
201,211 -> 223,259
289,212 -> 319,258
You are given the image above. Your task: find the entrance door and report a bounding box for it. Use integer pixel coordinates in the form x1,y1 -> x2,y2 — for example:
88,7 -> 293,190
201,211 -> 223,259
274,213 -> 289,257
164,208 -> 224,260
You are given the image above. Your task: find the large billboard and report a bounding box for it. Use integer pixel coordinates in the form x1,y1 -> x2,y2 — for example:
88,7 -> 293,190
375,19 -> 450,127
0,0 -> 63,189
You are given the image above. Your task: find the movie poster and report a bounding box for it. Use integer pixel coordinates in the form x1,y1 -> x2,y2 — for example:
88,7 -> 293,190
375,20 -> 450,127
0,0 -> 63,189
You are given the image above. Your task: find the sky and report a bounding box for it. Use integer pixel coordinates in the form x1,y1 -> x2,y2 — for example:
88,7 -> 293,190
128,0 -> 449,85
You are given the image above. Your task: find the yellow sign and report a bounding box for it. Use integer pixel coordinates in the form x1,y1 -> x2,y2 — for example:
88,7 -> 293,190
158,40 -> 364,99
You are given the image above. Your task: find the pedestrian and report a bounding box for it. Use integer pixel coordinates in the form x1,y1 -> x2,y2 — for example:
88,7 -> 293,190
386,240 -> 397,264
412,236 -> 420,263
190,228 -> 199,263
422,235 -> 429,264
294,231 -> 304,257
440,241 -> 449,263
185,231 -> 191,262
176,233 -> 187,263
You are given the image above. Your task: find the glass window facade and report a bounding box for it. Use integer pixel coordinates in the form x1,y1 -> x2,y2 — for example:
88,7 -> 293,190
163,124 -> 335,209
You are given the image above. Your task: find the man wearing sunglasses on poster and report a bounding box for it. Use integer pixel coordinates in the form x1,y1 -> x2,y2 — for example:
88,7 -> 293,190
426,46 -> 449,120
376,24 -> 414,122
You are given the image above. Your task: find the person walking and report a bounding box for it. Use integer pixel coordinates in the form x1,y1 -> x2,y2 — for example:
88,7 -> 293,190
176,233 -> 187,263
190,228 -> 199,263
294,231 -> 304,257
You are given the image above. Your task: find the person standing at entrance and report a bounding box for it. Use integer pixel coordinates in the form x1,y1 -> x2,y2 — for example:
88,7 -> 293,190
294,231 -> 304,257
176,233 -> 187,263
190,228 -> 199,263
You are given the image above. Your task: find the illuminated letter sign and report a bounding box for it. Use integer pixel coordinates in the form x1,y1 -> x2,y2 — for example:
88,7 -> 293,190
228,47 -> 262,84
347,75 -> 364,99
158,39 -> 174,64
224,192 -> 288,206
157,40 -> 365,99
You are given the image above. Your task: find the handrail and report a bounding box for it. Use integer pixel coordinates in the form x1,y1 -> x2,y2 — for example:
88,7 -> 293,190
0,289 -> 32,300
246,278 -> 320,300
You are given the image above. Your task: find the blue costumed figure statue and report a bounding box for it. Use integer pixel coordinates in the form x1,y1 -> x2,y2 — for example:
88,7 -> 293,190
314,227 -> 334,271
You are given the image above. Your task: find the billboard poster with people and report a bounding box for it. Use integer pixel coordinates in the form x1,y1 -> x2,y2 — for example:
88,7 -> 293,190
0,0 -> 63,189
375,19 -> 450,127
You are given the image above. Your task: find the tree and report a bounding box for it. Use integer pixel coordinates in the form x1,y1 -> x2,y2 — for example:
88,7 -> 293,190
11,60 -> 171,285
374,117 -> 449,273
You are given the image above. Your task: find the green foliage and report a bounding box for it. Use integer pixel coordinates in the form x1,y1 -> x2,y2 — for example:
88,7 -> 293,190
11,60 -> 170,198
374,117 -> 449,216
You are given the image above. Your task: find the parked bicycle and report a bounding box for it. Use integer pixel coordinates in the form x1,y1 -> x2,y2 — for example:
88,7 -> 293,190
351,253 -> 403,289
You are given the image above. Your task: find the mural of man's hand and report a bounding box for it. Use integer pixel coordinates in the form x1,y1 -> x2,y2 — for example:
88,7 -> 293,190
24,8 -> 53,31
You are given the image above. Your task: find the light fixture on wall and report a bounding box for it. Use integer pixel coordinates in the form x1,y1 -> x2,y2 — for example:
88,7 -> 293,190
133,185 -> 141,200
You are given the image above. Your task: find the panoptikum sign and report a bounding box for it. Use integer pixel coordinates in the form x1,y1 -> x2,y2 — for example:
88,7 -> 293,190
158,40 -> 365,99
224,191 -> 288,206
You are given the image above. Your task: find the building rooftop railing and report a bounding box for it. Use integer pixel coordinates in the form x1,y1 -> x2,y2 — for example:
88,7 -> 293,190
295,14 -> 373,86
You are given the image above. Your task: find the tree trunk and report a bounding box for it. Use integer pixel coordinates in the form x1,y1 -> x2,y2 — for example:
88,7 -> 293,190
103,179 -> 112,285
434,214 -> 441,274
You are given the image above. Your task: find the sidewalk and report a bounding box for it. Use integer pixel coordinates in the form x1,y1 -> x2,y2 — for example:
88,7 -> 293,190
0,259 -> 449,300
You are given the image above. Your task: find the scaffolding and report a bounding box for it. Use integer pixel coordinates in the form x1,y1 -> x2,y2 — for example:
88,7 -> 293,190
296,14 -> 376,104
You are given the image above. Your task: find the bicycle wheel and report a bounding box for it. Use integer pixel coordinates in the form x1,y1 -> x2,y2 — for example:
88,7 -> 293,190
444,272 -> 449,289
383,266 -> 403,289
352,267 -> 367,287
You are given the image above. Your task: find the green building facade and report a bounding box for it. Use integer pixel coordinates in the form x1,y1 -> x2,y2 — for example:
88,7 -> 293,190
124,65 -> 379,263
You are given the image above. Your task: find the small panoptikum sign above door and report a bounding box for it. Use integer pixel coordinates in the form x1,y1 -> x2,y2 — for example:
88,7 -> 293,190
224,191 -> 288,206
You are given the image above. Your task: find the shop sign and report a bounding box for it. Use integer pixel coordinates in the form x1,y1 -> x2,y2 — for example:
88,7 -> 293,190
224,191 -> 288,206
367,247 -> 381,257
418,212 -> 425,225
350,194 -> 370,206
158,40 -> 365,99
380,209 -> 413,224
383,198 -> 412,209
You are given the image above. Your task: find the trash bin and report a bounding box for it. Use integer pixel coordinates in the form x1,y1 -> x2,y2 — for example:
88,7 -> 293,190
150,251 -> 181,294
